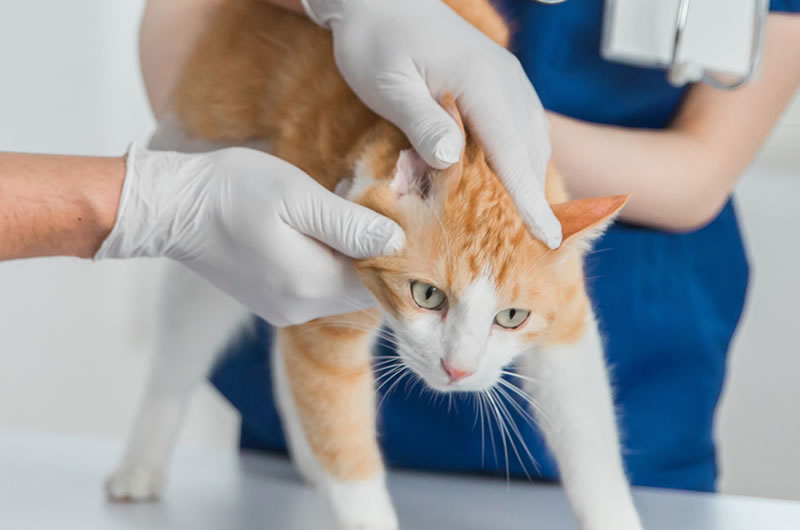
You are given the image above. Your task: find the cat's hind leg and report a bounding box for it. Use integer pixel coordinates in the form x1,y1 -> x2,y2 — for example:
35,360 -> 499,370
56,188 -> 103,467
106,264 -> 249,501
273,310 -> 398,530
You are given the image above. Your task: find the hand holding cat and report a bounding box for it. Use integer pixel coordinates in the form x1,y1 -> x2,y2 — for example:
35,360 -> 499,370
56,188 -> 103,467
95,145 -> 405,326
302,0 -> 563,249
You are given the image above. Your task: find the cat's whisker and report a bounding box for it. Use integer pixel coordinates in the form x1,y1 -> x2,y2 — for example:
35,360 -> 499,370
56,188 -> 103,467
497,378 -> 554,431
470,394 -> 480,430
373,366 -> 402,377
484,388 -> 511,482
493,385 -> 540,476
501,370 -> 546,387
372,357 -> 403,368
374,366 -> 404,380
475,393 -> 487,468
374,363 -> 406,387
374,360 -> 403,376
377,369 -> 411,412
375,375 -> 406,405
404,369 -> 425,400
496,381 -> 539,428
491,386 -> 535,480
480,392 -> 499,469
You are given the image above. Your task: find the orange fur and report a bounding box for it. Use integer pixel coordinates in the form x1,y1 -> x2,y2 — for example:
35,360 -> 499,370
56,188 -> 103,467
281,310 -> 382,479
175,0 -> 627,482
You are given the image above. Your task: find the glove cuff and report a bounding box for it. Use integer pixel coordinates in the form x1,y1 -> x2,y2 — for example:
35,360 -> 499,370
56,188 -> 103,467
94,143 -> 213,262
94,143 -> 144,260
301,0 -> 349,28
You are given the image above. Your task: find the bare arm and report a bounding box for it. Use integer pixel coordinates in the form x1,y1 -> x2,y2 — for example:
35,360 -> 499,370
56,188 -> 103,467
550,14 -> 800,231
0,153 -> 124,260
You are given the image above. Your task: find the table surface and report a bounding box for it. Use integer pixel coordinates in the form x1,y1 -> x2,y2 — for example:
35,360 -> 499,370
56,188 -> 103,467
1,431 -> 798,530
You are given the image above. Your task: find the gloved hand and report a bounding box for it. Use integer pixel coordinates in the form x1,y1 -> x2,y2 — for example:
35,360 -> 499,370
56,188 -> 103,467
95,144 -> 404,327
302,0 -> 562,249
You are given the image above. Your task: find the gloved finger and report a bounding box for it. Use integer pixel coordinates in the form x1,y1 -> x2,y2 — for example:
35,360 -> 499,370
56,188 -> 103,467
312,255 -> 378,314
517,67 -> 552,183
279,182 -> 405,259
276,240 -> 378,323
375,70 -> 464,169
459,86 -> 562,249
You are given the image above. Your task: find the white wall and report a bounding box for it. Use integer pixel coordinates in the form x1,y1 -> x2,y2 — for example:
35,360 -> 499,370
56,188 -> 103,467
0,1 -> 798,501
718,91 -> 800,500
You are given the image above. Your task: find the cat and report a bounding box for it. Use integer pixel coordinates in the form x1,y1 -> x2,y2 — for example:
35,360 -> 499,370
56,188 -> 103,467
106,1 -> 643,529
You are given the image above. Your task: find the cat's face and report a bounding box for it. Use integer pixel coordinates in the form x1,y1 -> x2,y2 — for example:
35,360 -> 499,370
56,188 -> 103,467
351,100 -> 625,393
352,157 -> 625,393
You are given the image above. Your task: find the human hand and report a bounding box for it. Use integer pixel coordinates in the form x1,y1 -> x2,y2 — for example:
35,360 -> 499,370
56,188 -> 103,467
302,0 -> 562,248
95,144 -> 404,326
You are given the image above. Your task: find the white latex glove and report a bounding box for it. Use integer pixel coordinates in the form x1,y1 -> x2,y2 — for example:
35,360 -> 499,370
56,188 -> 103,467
95,144 -> 404,327
302,0 -> 562,248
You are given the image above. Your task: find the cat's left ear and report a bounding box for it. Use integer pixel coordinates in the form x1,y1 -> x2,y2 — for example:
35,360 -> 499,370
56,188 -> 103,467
551,195 -> 630,252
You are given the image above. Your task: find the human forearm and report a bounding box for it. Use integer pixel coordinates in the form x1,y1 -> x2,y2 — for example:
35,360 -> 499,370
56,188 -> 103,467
549,14 -> 800,232
548,113 -> 725,231
0,153 -> 124,260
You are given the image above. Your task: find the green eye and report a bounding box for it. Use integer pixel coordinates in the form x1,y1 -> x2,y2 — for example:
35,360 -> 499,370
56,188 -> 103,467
494,308 -> 530,329
410,281 -> 447,310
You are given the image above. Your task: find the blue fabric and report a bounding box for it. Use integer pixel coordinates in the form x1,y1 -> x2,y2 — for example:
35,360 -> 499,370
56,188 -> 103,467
771,0 -> 800,12
211,0 -> 796,492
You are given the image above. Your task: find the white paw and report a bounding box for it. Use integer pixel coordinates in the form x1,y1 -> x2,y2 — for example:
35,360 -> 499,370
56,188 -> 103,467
105,465 -> 164,502
325,475 -> 398,530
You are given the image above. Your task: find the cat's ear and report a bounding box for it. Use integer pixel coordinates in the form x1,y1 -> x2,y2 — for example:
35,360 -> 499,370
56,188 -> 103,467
551,195 -> 629,251
390,148 -> 430,198
390,93 -> 464,200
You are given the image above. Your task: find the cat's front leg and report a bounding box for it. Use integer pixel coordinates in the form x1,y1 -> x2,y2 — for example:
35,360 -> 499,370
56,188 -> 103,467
519,310 -> 643,530
273,313 -> 398,530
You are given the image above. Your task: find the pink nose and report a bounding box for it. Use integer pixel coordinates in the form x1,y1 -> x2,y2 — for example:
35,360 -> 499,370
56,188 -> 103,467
441,359 -> 474,383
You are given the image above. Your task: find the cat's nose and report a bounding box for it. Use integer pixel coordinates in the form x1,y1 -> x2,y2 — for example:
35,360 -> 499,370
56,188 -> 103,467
441,358 -> 474,383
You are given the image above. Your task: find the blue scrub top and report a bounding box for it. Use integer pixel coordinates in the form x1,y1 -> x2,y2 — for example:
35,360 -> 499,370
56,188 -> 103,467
211,0 -> 799,492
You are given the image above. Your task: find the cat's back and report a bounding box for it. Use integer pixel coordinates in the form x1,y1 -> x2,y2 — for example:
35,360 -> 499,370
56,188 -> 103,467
175,0 -> 510,144
176,0 -> 339,142
175,0 -> 548,195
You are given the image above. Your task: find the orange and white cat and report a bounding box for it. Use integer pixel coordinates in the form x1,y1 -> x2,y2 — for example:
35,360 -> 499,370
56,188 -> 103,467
107,1 -> 642,529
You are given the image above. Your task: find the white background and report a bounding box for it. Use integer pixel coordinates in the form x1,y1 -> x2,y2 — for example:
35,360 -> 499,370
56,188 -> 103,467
0,0 -> 798,501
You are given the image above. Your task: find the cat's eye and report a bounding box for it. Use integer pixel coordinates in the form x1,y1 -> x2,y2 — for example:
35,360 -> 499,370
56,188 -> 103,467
494,308 -> 530,329
410,281 -> 447,310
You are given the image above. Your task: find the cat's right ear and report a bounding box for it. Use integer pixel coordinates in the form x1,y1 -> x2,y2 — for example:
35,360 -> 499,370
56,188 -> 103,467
551,195 -> 629,252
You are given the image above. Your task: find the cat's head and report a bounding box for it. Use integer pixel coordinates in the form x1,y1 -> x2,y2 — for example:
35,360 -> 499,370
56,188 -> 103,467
347,97 -> 627,393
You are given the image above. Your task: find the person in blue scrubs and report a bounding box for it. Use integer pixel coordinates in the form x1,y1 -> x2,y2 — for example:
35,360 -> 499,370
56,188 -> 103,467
144,1 -> 800,493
